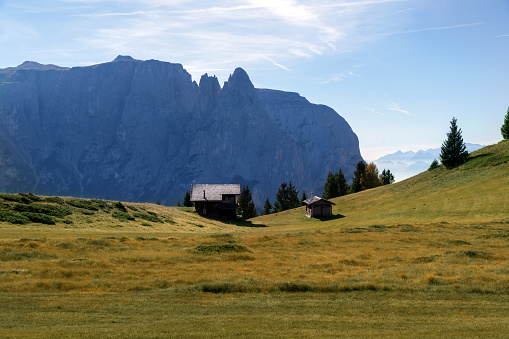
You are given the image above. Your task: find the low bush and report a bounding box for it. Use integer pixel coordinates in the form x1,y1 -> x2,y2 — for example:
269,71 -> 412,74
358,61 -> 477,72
194,243 -> 251,254
0,211 -> 31,224
0,193 -> 31,204
20,212 -> 56,225
114,201 -> 127,212
112,212 -> 135,222
66,199 -> 99,211
133,212 -> 163,223
13,203 -> 72,218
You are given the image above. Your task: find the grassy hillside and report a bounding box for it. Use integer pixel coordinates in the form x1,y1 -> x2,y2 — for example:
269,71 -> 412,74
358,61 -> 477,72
1,142 -> 509,337
253,141 -> 509,230
0,194 -> 243,237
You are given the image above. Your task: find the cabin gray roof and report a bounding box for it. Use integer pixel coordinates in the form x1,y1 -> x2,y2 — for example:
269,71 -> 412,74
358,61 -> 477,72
190,184 -> 241,202
303,196 -> 336,205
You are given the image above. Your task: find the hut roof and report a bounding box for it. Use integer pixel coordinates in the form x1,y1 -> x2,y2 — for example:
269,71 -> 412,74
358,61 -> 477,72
303,196 -> 336,206
190,184 -> 241,202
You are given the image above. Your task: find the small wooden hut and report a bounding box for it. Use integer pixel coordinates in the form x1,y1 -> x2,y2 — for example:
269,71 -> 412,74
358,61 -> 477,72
190,184 -> 240,220
303,196 -> 335,218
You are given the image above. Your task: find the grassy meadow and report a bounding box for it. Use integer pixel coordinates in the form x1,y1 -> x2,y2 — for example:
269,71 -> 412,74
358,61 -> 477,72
1,141 -> 508,337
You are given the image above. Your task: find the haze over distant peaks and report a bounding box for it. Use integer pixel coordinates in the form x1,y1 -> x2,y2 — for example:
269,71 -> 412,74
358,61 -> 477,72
373,143 -> 485,181
0,56 -> 363,206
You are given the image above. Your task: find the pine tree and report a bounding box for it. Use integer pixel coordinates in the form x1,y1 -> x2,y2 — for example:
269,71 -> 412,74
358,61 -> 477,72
440,117 -> 469,169
263,198 -> 272,215
361,162 -> 381,190
300,191 -> 307,205
238,185 -> 257,219
428,159 -> 440,171
336,169 -> 349,196
288,181 -> 300,209
273,181 -> 300,212
182,191 -> 193,207
502,107 -> 509,140
351,161 -> 366,193
273,182 -> 288,213
323,171 -> 338,199
380,169 -> 395,185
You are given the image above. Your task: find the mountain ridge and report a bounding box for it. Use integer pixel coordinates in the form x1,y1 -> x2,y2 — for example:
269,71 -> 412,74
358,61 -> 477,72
0,56 -> 363,207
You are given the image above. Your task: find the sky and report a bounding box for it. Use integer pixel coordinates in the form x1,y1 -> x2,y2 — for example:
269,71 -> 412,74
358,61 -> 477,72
1,0 -> 508,160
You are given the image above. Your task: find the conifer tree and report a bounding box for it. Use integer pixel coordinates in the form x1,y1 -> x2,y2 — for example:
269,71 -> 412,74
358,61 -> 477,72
182,191 -> 193,207
273,181 -> 300,212
288,181 -> 300,209
323,171 -> 338,199
502,107 -> 509,140
428,159 -> 440,171
380,169 -> 395,185
238,185 -> 257,219
336,169 -> 349,196
263,198 -> 272,215
351,161 -> 366,193
300,191 -> 307,205
440,117 -> 469,169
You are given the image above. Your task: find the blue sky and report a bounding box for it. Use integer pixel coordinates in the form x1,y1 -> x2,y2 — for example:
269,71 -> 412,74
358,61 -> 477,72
1,0 -> 508,160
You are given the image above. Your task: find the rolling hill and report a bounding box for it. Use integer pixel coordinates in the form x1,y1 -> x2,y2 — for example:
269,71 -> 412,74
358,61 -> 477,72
253,141 -> 509,230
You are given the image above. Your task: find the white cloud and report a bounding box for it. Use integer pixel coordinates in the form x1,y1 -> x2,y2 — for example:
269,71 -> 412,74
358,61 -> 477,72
386,100 -> 410,115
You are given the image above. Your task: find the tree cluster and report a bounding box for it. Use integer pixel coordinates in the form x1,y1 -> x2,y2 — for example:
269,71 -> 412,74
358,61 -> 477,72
350,161 -> 394,193
323,169 -> 349,199
273,181 -> 300,213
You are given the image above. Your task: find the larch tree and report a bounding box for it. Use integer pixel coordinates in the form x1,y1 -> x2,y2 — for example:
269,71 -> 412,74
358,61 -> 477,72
360,162 -> 381,190
440,117 -> 469,169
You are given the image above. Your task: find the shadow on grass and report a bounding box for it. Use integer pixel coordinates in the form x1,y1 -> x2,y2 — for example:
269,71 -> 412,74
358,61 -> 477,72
314,214 -> 346,222
229,219 -> 269,228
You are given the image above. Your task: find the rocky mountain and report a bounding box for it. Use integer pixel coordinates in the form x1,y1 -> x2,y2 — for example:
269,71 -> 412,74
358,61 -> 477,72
0,56 -> 363,207
373,143 -> 484,181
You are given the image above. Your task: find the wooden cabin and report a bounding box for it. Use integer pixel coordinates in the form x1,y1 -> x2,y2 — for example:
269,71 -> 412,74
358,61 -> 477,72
303,196 -> 335,218
190,184 -> 241,220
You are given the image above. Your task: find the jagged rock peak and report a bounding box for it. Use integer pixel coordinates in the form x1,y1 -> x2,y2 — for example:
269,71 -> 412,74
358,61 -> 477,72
113,55 -> 135,62
224,67 -> 254,91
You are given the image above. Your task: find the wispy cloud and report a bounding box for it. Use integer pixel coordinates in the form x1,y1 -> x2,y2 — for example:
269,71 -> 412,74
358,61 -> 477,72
319,71 -> 361,85
402,22 -> 483,34
496,34 -> 509,38
258,55 -> 291,72
366,107 -> 385,116
387,100 -> 410,115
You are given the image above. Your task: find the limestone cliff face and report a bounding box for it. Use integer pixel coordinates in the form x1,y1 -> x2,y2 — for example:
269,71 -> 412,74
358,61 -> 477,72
0,57 -> 363,206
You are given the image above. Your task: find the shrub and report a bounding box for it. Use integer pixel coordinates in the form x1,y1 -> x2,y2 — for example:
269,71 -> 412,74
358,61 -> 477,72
133,213 -> 163,223
20,212 -> 56,225
0,194 -> 31,204
114,201 -> 127,212
194,244 -> 251,254
44,196 -> 65,204
13,203 -> 72,218
66,199 -> 99,211
0,211 -> 31,224
112,212 -> 135,222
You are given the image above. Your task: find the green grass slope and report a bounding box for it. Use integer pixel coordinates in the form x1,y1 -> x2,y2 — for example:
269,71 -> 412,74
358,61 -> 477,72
253,141 -> 509,230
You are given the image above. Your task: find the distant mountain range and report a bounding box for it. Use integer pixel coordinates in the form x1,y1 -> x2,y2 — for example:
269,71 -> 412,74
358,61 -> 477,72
0,56 -> 363,207
373,143 -> 485,181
